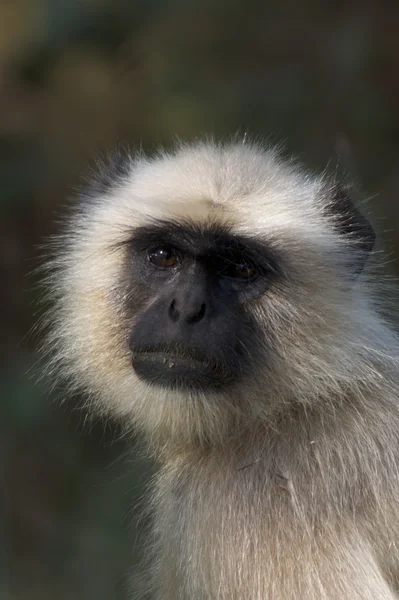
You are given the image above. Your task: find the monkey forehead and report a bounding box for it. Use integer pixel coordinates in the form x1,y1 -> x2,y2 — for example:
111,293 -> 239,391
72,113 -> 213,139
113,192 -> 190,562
128,142 -> 321,216
86,142 -> 332,249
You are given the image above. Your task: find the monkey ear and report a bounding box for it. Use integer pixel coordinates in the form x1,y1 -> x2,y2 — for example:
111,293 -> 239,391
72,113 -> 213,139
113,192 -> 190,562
326,187 -> 376,272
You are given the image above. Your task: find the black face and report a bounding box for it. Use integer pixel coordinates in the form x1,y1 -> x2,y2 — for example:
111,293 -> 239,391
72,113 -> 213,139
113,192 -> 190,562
124,221 -> 279,392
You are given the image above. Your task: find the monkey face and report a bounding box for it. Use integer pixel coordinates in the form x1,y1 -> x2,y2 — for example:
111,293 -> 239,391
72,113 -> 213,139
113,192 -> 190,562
124,222 -> 279,392
44,141 -> 377,444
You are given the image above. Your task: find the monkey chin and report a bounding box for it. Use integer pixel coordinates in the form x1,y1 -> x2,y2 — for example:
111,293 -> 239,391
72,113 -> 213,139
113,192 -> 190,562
131,350 -> 232,392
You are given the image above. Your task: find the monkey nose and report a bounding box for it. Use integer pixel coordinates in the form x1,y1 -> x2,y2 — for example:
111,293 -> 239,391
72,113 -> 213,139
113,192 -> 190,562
168,298 -> 207,324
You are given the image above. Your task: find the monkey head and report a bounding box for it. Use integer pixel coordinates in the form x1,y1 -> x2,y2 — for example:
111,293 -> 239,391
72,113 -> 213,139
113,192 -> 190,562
44,141 -> 378,447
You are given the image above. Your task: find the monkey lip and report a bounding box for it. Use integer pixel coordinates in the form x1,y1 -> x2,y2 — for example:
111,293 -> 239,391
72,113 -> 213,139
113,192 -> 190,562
131,350 -> 229,390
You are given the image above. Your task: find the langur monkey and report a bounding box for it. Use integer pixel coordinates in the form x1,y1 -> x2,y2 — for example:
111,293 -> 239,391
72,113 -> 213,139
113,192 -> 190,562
43,140 -> 399,599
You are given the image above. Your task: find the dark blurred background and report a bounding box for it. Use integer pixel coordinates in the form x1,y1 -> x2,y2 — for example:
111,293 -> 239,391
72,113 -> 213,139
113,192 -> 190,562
2,0 -> 399,598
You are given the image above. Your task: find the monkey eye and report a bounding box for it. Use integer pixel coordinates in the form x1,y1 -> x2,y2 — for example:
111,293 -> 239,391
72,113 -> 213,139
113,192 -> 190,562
219,259 -> 258,280
148,247 -> 180,269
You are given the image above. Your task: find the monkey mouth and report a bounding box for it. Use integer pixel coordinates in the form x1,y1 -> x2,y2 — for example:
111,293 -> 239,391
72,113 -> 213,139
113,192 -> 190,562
131,349 -> 230,391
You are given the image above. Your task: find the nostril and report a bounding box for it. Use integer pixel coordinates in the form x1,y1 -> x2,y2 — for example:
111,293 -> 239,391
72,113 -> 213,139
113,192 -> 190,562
169,299 -> 180,322
187,302 -> 206,324
169,299 -> 206,324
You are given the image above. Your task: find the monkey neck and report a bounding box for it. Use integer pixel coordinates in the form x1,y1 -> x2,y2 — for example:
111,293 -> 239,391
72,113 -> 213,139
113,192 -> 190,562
153,394 -> 396,514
